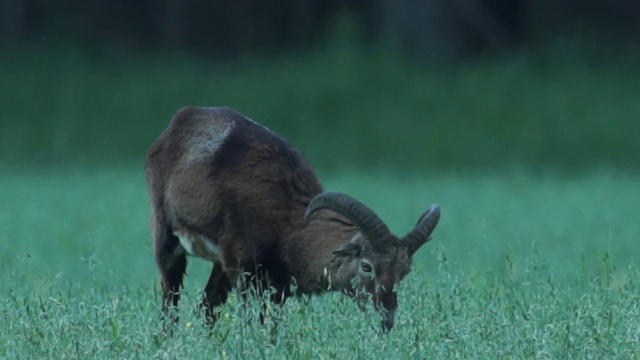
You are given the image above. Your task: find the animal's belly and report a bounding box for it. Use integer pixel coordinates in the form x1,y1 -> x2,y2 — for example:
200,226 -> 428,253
173,229 -> 221,262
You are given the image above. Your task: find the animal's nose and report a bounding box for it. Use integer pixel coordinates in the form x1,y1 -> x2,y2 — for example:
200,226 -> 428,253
379,290 -> 397,331
381,311 -> 395,331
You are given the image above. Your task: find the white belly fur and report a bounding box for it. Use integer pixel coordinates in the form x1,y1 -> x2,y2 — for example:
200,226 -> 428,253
174,229 -> 221,262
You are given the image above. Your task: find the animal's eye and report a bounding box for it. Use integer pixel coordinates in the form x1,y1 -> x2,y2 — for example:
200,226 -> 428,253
360,261 -> 373,274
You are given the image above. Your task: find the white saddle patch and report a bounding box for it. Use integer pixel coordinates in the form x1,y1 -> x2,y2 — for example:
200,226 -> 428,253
174,229 -> 221,262
182,123 -> 232,165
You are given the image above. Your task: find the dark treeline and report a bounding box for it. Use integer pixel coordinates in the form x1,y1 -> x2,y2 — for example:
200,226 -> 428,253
1,0 -> 638,59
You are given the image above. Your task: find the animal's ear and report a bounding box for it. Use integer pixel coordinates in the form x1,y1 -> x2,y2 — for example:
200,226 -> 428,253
333,242 -> 363,258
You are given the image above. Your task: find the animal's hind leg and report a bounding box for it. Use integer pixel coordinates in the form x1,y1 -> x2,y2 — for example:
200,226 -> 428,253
201,261 -> 232,325
152,211 -> 186,322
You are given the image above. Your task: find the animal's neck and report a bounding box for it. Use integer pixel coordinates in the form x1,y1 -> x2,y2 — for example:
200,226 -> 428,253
281,211 -> 357,294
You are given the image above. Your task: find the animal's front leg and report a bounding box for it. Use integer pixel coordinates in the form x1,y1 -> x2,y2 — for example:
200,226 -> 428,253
201,261 -> 232,326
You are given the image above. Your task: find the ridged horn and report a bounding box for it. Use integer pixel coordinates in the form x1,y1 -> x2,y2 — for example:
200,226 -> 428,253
305,192 -> 391,251
401,205 -> 441,256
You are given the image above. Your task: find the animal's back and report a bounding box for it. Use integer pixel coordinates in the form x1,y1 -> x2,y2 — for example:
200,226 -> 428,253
146,106 -> 323,268
146,107 -> 236,230
146,106 -> 237,176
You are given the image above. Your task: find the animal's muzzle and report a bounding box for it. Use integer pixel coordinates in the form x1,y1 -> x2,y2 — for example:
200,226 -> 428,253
378,291 -> 398,331
382,310 -> 395,331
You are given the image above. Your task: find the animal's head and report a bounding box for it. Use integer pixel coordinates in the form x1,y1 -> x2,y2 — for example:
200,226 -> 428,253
305,192 -> 441,331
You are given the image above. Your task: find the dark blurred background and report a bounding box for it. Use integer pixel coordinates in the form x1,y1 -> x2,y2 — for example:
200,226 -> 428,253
1,0 -> 639,173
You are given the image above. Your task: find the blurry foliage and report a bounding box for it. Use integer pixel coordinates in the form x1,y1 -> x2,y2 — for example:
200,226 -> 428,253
1,37 -> 638,173
0,0 -> 639,172
1,0 -> 639,59
0,0 -> 373,56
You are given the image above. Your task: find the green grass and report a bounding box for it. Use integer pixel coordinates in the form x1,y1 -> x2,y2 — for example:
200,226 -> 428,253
2,43 -> 640,172
1,166 -> 638,358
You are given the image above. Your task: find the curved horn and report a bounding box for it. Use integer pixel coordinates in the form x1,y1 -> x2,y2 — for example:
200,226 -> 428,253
305,192 -> 391,251
402,205 -> 440,256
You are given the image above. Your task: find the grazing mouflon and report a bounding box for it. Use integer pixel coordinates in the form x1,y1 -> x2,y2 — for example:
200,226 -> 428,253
145,106 -> 441,330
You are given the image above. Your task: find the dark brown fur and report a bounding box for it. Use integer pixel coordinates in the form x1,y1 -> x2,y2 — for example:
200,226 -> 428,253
146,106 -> 439,330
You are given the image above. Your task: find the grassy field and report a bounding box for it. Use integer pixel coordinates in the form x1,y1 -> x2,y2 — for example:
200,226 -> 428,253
1,165 -> 638,358
2,39 -> 639,357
